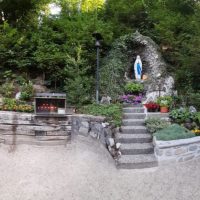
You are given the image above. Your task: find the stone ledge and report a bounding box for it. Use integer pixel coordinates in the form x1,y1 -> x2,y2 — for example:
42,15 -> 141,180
153,136 -> 200,149
0,111 -> 72,142
71,114 -> 105,122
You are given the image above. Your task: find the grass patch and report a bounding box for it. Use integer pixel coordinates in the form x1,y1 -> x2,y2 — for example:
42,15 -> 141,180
78,103 -> 122,127
154,124 -> 196,141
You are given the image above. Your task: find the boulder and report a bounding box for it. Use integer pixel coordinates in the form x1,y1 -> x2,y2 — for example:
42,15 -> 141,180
33,84 -> 48,93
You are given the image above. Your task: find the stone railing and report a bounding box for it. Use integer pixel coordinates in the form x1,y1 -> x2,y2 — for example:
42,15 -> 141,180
0,111 -> 71,145
154,136 -> 200,164
71,114 -> 121,158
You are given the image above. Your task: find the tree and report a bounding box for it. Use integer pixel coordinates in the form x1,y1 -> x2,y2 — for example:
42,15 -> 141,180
0,0 -> 50,26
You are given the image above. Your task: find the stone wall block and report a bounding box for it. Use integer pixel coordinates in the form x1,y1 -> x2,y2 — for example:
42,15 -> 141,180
178,157 -> 184,162
188,145 -> 198,151
81,121 -> 89,129
183,155 -> 195,161
165,149 -> 173,156
78,127 -> 89,136
155,148 -> 163,156
174,147 -> 187,155
197,150 -> 200,154
104,128 -> 112,137
89,131 -> 97,139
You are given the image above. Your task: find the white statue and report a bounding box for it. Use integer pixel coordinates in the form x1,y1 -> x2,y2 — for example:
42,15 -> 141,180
134,55 -> 142,80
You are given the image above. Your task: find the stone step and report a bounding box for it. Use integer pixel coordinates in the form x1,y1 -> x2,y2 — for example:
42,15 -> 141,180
117,154 -> 158,169
117,133 -> 152,143
120,143 -> 154,155
123,103 -> 143,108
123,107 -> 144,113
122,119 -> 145,126
121,126 -> 148,134
123,113 -> 146,119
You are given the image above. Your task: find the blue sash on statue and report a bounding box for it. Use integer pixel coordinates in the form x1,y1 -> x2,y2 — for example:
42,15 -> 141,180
137,63 -> 141,75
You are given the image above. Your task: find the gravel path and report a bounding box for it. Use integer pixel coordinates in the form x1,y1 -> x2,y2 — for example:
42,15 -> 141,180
0,137 -> 200,200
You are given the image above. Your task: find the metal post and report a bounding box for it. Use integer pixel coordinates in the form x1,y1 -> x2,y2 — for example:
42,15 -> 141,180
92,33 -> 102,104
96,45 -> 100,103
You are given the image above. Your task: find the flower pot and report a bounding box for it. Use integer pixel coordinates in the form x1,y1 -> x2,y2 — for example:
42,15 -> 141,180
160,106 -> 169,113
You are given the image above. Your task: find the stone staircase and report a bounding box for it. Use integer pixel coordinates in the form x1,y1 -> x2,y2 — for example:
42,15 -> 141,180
116,104 -> 158,169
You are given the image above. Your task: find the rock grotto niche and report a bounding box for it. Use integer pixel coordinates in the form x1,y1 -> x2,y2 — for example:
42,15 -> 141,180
100,31 -> 175,101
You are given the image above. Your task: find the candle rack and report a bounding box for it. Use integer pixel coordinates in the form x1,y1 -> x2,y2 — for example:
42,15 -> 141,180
34,93 -> 66,116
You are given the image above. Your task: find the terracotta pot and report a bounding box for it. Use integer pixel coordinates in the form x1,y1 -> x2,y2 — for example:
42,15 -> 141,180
160,106 -> 169,113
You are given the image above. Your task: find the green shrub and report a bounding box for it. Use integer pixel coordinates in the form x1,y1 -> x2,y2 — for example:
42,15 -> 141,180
0,81 -> 15,98
124,82 -> 144,94
156,96 -> 173,107
1,98 -> 33,112
154,124 -> 196,141
79,103 -> 122,127
169,108 -> 196,124
2,98 -> 17,110
187,92 -> 200,111
145,118 -> 170,133
194,112 -> 200,128
20,81 -> 34,101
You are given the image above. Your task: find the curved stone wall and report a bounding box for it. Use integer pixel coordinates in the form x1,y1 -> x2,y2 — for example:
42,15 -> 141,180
71,114 -> 121,159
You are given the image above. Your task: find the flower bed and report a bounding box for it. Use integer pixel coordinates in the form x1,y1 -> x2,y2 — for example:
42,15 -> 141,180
120,94 -> 142,104
144,102 -> 160,112
0,98 -> 33,113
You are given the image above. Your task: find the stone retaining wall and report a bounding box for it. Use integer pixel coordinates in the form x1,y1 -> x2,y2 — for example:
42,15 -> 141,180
71,114 -> 120,158
0,111 -> 71,145
154,136 -> 200,164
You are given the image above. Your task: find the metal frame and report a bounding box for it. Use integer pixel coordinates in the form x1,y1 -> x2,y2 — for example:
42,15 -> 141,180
34,93 -> 66,116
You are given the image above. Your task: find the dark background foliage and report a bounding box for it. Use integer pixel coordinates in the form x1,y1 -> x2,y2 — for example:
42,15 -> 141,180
0,0 -> 199,104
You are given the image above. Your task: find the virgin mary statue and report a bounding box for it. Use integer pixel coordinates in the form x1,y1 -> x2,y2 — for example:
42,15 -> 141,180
134,55 -> 142,80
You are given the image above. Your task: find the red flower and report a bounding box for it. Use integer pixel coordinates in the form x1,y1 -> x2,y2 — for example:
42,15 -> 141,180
144,102 -> 160,109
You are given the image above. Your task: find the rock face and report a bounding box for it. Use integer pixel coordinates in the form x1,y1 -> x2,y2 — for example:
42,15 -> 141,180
100,31 -> 175,101
131,32 -> 174,101
71,114 -> 121,159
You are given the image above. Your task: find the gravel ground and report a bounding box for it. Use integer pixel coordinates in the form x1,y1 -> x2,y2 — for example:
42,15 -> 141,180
0,136 -> 200,200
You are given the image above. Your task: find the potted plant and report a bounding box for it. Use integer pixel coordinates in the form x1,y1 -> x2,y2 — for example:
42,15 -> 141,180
124,82 -> 144,95
144,102 -> 160,112
156,96 -> 173,113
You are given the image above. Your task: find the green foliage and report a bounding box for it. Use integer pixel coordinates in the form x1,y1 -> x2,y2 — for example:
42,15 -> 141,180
195,112 -> 200,124
154,124 -> 195,141
0,81 -> 15,98
20,81 -> 34,101
169,108 -> 196,124
186,92 -> 200,111
145,118 -> 170,134
63,47 -> 93,105
79,103 -> 122,127
100,33 -> 140,99
2,98 -> 17,109
124,82 -> 144,94
156,96 -> 173,107
0,0 -> 50,26
146,0 -> 200,92
1,98 -> 33,112
0,0 -> 200,104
